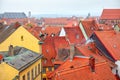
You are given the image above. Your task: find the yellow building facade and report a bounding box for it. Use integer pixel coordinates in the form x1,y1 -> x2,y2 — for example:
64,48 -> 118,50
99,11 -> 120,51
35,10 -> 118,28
0,26 -> 40,53
0,62 -> 19,80
0,59 -> 42,80
0,46 -> 42,80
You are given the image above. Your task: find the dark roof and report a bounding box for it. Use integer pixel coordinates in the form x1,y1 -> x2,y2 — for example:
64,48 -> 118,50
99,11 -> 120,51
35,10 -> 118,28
1,46 -> 42,71
0,24 -> 16,43
0,14 -> 3,19
1,12 -> 27,19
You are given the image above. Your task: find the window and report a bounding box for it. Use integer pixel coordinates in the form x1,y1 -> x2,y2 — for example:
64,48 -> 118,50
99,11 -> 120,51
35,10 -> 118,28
35,66 -> 37,77
31,69 -> 34,80
22,75 -> 25,80
42,68 -> 46,74
76,34 -> 79,39
48,67 -> 52,71
54,64 -> 60,70
38,63 -> 40,74
21,35 -> 24,41
44,59 -> 47,64
27,72 -> 30,80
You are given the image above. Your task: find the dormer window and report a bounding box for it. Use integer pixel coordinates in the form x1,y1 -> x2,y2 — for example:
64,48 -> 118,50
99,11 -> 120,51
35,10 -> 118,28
46,49 -> 49,53
76,34 -> 79,39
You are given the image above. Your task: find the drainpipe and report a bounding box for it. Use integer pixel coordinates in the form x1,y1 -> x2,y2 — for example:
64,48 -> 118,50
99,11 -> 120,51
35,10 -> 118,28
38,40 -> 44,80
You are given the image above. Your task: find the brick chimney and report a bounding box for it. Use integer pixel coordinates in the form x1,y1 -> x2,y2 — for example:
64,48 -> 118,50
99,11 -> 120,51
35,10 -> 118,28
89,56 -> 95,72
8,45 -> 14,56
70,44 -> 75,61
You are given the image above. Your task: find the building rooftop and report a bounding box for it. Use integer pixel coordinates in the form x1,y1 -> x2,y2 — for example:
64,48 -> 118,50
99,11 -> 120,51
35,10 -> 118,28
1,12 -> 27,19
64,26 -> 84,44
0,24 -> 17,44
0,46 -> 42,71
100,9 -> 120,20
47,57 -> 116,80
81,19 -> 99,37
93,30 -> 120,61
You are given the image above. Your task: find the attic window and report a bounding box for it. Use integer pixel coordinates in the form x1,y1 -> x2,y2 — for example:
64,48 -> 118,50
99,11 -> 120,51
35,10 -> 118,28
90,27 -> 95,31
21,58 -> 25,61
76,34 -> 79,39
21,36 -> 24,41
46,50 -> 49,53
44,59 -> 47,64
51,58 -> 55,62
113,44 -> 117,48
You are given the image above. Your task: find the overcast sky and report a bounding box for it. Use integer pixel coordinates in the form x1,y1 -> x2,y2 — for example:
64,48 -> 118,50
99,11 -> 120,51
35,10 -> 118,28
0,0 -> 120,16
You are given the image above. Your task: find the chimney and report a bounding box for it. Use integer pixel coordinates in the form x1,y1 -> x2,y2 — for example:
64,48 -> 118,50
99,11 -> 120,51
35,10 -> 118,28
8,45 -> 14,56
89,56 -> 95,72
38,40 -> 44,54
69,44 -> 75,61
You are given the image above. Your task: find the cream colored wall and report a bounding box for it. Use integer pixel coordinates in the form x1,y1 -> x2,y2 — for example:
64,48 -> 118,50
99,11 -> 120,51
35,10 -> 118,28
0,62 -> 19,80
0,26 -> 40,53
19,59 -> 41,80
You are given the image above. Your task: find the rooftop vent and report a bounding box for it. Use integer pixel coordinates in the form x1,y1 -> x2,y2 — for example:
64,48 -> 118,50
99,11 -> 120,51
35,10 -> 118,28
21,58 -> 25,61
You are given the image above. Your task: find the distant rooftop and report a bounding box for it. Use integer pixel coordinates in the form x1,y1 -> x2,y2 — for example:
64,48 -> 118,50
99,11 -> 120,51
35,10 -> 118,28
0,12 -> 27,19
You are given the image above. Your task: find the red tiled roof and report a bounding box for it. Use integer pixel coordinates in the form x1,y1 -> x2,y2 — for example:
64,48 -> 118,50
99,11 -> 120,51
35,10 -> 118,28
2,18 -> 28,25
53,36 -> 70,61
41,18 -> 70,25
81,20 -> 99,37
42,36 -> 69,67
41,26 -> 61,36
27,26 -> 42,39
64,26 -> 84,44
98,24 -> 113,31
100,9 -> 120,20
94,30 -> 120,60
47,57 -> 116,80
42,37 -> 56,67
54,36 -> 69,50
64,20 -> 79,27
76,42 -> 116,68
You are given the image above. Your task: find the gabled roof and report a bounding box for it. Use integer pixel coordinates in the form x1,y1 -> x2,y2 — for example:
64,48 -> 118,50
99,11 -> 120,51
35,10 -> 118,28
0,46 -> 42,71
41,18 -> 71,25
27,26 -> 42,40
76,42 -> 116,68
42,36 -> 70,67
41,26 -> 61,36
64,26 -> 84,44
42,37 -> 56,67
2,12 -> 27,19
53,36 -> 70,61
100,9 -> 120,20
0,24 -> 17,43
47,57 -> 116,80
81,20 -> 99,37
94,30 -> 120,61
